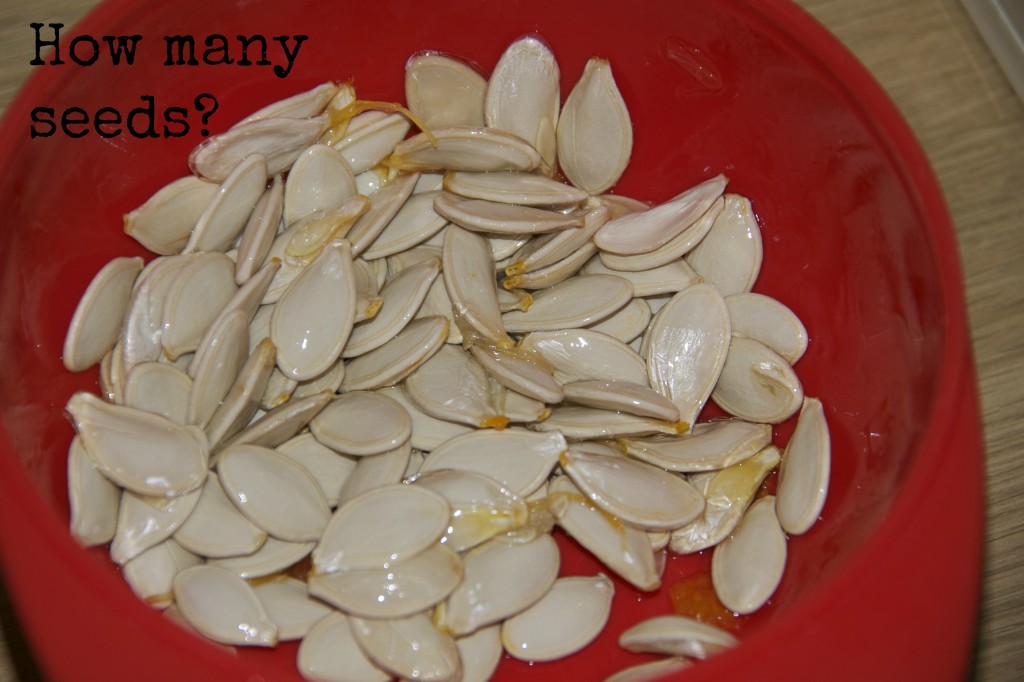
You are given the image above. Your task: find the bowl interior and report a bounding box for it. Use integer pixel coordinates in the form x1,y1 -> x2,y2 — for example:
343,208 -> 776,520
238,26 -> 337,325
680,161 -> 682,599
0,0 -> 952,679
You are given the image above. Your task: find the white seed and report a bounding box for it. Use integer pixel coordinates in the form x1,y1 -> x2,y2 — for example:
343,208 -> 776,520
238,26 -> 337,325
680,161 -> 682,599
172,565 -> 278,646
335,111 -> 411,174
594,175 -> 726,255
685,193 -> 763,296
532,406 -> 682,439
562,450 -> 703,530
341,315 -> 449,391
66,392 -> 208,498
519,328 -> 648,385
234,175 -> 284,284
376,385 -> 474,451
501,574 -> 614,662
252,577 -> 333,641
405,52 -> 487,129
712,495 -> 787,614
598,196 -> 723,271
469,343 -> 563,404
313,483 -> 451,573
98,347 -> 119,402
445,171 -> 588,207
387,126 -> 542,173
187,308 -> 250,429
412,469 -> 529,551
316,85 -> 364,145
351,257 -> 383,323
489,230 -> 529,260
336,440 -> 413,503
188,113 -> 330,182
123,361 -> 192,424
297,613 -> 390,682
455,626 -> 503,682
284,196 -> 369,262
712,336 -> 803,424
361,190 -> 448,260
398,449 -> 423,485
548,476 -> 661,591
67,436 -> 120,546
419,429 -> 565,498
404,345 -> 507,429
726,292 -> 809,365
223,389 -> 333,450
669,445 -> 781,553
63,256 -> 144,371
443,225 -> 510,343
174,472 -> 267,558
583,257 -> 701,297
283,144 -> 358,227
434,191 -> 583,235
204,337 -> 277,450
217,443 -> 331,542
440,534 -> 560,636
603,658 -> 693,682
123,176 -> 218,255
310,391 -> 412,456
418,266 -> 463,344
618,419 -> 772,472
568,440 -> 624,458
496,288 -> 531,314
501,274 -> 633,333
648,530 -> 671,551
506,205 -> 608,276
414,172 -> 446,193
344,256 -> 440,357
258,368 -> 296,412
776,396 -> 831,534
486,36 -> 560,171
122,539 -> 201,609
557,58 -> 632,194
618,614 -> 738,659
308,543 -> 462,618
645,283 -> 731,428
562,379 -> 680,421
590,193 -> 650,218
163,604 -> 237,654
585,297 -> 651,344
350,612 -> 462,682
391,243 -> 440,272
502,241 -> 597,290
238,82 -> 338,125
276,433 -> 357,508
223,258 -> 281,329
110,487 -> 201,565
184,153 -> 268,254
208,537 -> 315,579
258,203 -> 362,305
271,240 -> 356,382
487,378 -> 550,423
119,255 -> 191,374
348,172 -> 420,257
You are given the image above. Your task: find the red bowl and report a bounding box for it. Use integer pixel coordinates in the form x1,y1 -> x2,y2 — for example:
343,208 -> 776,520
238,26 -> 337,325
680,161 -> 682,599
0,0 -> 983,680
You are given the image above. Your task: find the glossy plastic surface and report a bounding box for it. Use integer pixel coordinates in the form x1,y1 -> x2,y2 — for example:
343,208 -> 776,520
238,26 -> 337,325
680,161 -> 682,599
0,0 -> 983,680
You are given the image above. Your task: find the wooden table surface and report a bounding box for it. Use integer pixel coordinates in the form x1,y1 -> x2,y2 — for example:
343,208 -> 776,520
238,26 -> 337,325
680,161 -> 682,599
1,0 -> 1022,680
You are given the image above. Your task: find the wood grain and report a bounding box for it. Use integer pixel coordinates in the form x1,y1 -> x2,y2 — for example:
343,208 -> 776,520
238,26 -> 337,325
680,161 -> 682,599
1,0 -> 1022,680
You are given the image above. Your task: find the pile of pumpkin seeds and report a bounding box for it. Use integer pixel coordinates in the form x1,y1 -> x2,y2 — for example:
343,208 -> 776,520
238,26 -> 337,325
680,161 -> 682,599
61,35 -> 831,682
